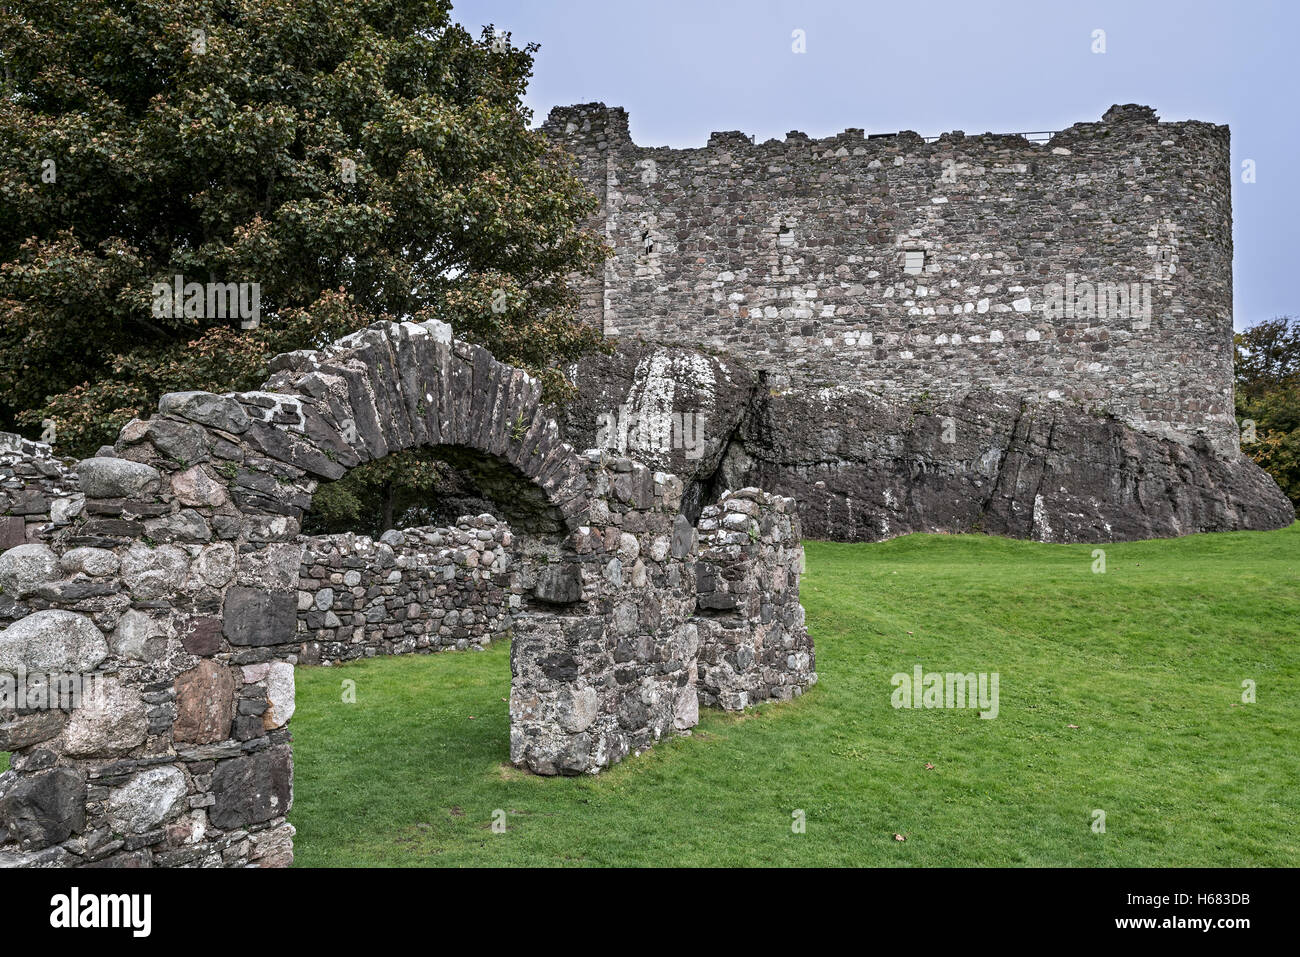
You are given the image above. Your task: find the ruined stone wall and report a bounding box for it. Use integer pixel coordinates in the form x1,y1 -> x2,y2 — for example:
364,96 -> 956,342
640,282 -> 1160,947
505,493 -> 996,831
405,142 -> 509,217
294,516 -> 517,665
0,434 -> 81,558
693,489 -> 813,709
1,320 -> 798,867
543,102 -> 1238,454
509,452 -> 699,774
0,432 -> 302,867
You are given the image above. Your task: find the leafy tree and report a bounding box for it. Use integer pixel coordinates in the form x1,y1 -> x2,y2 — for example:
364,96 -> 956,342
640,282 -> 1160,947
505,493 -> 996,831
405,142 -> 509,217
0,1 -> 606,521
1235,316 -> 1300,506
1234,316 -> 1300,401
301,448 -> 452,536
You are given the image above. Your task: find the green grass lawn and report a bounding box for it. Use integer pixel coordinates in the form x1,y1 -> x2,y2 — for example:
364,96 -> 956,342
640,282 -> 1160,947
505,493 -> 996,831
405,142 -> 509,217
289,523 -> 1300,866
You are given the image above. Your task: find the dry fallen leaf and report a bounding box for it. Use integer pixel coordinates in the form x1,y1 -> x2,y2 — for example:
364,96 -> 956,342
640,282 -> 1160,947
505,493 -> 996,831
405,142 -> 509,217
894,833 -> 906,842
1068,724 -> 1079,729
924,762 -> 935,770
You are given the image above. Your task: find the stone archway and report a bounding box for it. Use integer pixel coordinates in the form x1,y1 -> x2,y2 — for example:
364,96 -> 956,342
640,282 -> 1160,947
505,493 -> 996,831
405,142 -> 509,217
0,320 -> 707,866
240,319 -> 703,775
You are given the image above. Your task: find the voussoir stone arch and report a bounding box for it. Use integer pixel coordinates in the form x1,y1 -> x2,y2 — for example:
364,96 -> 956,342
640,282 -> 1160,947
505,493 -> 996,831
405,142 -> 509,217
234,319 -> 595,535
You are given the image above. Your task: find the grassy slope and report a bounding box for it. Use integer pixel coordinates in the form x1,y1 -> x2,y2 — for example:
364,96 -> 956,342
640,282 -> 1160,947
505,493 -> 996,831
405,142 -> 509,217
288,523 -> 1299,866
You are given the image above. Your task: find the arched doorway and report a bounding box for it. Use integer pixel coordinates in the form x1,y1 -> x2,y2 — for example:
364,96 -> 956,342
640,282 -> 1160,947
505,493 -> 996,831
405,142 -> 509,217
0,319 -> 704,867
244,320 -> 701,775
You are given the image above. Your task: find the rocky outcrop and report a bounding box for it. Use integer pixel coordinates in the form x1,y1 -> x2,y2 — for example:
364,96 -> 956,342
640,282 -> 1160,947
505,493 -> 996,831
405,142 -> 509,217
560,346 -> 755,519
564,341 -> 1295,542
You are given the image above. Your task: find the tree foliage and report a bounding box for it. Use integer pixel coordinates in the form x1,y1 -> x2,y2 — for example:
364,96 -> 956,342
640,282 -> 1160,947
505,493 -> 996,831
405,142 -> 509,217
0,0 -> 606,470
303,447 -> 453,537
1235,316 -> 1300,506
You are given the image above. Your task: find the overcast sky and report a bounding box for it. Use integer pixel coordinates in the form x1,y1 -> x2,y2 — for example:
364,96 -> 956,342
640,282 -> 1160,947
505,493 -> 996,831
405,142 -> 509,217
455,0 -> 1297,329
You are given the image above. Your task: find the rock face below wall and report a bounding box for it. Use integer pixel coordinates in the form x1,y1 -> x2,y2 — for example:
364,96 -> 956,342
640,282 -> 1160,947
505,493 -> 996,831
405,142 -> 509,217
561,346 -> 754,520
562,343 -> 1295,542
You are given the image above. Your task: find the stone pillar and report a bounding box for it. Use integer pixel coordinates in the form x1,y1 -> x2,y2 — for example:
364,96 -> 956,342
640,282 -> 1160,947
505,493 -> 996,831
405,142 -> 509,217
508,454 -> 700,775
692,488 -> 815,709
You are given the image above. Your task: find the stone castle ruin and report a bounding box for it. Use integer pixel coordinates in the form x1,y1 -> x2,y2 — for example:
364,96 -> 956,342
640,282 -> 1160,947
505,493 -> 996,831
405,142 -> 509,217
0,320 -> 812,867
0,100 -> 1293,869
542,102 -> 1294,541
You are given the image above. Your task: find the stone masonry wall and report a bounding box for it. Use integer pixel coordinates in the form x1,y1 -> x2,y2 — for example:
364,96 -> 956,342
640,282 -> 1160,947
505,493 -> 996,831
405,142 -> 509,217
508,451 -> 700,775
0,319 -> 801,868
1,435 -> 85,630
693,488 -> 814,709
0,433 -> 81,567
543,103 -> 1238,454
294,515 -> 518,665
